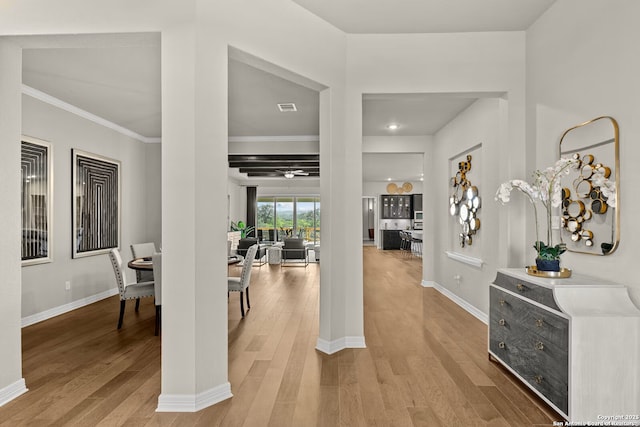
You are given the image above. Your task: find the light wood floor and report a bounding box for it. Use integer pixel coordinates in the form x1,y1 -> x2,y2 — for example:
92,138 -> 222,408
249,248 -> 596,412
1,247 -> 559,426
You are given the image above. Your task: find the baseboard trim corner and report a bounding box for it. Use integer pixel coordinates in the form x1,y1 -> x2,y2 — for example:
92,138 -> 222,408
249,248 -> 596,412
421,280 -> 436,287
22,287 -> 119,328
156,382 -> 233,412
316,336 -> 366,355
429,281 -> 488,325
0,378 -> 28,407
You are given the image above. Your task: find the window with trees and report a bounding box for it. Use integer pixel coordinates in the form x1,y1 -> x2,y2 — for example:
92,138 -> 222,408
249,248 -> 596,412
257,196 -> 320,243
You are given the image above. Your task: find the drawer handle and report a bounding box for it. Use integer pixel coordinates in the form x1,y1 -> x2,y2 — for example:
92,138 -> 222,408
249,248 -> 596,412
498,341 -> 505,349
535,341 -> 544,351
534,375 -> 543,384
516,283 -> 525,291
535,319 -> 544,328
499,319 -> 506,326
499,299 -> 506,306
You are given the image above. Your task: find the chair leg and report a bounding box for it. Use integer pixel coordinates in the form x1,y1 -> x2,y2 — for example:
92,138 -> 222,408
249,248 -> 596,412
118,300 -> 126,329
246,287 -> 250,310
135,298 -> 140,312
155,305 -> 161,336
240,291 -> 245,317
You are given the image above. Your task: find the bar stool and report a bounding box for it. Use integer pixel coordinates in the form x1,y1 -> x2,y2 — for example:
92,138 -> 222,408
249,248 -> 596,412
411,234 -> 422,257
399,231 -> 411,252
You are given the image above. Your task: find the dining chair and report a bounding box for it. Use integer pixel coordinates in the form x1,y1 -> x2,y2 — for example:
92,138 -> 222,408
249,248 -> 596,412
130,242 -> 157,311
109,248 -> 156,330
152,252 -> 162,336
131,242 -> 158,276
130,242 -> 157,283
228,244 -> 258,317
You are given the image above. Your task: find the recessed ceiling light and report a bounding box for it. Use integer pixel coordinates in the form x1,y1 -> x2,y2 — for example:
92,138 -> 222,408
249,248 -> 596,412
387,123 -> 399,130
277,103 -> 297,112
387,178 -> 392,181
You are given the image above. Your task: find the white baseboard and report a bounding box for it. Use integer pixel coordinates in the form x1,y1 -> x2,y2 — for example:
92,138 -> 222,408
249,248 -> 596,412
0,378 -> 28,407
316,336 -> 366,355
422,280 -> 488,324
21,287 -> 119,328
156,382 -> 232,412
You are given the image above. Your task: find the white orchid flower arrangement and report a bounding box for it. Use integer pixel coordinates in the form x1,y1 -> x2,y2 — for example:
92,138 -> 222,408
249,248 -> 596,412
495,158 -> 578,260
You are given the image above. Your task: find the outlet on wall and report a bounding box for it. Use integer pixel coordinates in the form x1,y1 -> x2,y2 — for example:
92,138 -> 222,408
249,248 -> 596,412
65,281 -> 71,291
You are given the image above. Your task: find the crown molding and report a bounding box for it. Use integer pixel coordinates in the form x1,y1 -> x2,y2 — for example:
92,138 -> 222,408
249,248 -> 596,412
21,84 -> 160,144
228,135 -> 319,143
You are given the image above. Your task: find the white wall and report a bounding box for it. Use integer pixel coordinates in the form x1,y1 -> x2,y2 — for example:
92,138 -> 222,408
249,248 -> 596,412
21,95 -> 159,318
527,0 -> 640,306
227,179 -> 246,229
432,98 -> 501,314
0,39 -> 25,406
145,143 -> 162,247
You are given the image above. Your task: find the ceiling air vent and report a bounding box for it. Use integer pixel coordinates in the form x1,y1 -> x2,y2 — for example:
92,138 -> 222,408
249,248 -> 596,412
277,103 -> 297,112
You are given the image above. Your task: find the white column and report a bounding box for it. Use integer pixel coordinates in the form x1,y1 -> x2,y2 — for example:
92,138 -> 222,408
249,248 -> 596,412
0,39 -> 28,406
316,84 -> 366,354
157,24 -> 230,412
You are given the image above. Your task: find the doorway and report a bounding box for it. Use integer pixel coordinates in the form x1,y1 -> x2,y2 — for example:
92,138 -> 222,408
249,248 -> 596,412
362,196 -> 376,246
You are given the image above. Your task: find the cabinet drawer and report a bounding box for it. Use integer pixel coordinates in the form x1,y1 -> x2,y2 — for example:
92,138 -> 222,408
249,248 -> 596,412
490,324 -> 568,414
493,271 -> 561,312
490,286 -> 569,414
490,286 -> 568,348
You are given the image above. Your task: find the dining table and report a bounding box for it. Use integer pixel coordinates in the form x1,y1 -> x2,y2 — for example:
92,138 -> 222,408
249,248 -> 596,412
128,256 -> 243,272
128,257 -> 153,271
227,255 -> 243,266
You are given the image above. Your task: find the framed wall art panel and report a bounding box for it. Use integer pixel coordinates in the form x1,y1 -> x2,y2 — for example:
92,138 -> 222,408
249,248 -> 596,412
72,149 -> 120,258
21,136 -> 53,265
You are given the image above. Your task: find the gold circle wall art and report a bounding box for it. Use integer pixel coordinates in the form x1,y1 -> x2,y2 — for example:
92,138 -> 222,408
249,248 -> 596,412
560,152 -> 613,251
449,154 -> 481,247
558,116 -> 619,255
386,182 -> 413,194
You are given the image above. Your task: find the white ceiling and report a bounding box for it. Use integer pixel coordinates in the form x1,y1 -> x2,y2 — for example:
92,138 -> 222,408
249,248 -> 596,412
228,59 -> 319,138
16,1 -> 556,182
363,94 -> 478,137
21,34 -> 161,139
292,0 -> 556,34
363,153 -> 424,183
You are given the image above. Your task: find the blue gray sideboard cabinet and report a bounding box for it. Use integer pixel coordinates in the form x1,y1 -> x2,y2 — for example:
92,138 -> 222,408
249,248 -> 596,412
489,268 -> 640,423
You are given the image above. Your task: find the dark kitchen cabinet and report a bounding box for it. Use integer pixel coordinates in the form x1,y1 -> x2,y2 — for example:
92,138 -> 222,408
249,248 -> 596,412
412,194 -> 423,212
382,230 -> 402,249
380,195 -> 412,219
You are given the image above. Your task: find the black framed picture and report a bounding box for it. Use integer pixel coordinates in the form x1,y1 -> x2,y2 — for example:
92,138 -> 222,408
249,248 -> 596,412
21,136 -> 53,265
72,149 -> 120,258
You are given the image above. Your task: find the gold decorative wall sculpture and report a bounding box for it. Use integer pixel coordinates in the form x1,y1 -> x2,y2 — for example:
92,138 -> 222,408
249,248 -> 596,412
559,116 -> 619,255
386,182 -> 413,194
561,153 -> 612,250
449,155 -> 481,247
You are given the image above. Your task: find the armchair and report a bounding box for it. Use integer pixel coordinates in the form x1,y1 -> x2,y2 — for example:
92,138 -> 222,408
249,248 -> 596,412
281,238 -> 308,267
236,238 -> 267,266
